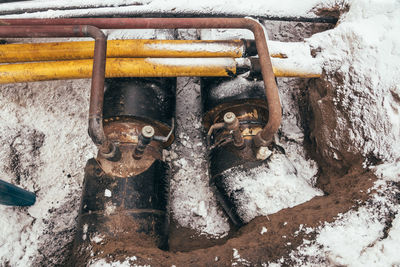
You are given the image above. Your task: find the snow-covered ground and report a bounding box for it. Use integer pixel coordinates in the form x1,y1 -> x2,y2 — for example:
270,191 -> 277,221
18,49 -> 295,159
0,0 -> 338,19
276,0 -> 400,265
0,0 -> 399,266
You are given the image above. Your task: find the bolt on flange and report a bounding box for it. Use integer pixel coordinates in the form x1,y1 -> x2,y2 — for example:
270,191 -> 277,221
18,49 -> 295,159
133,125 -> 155,160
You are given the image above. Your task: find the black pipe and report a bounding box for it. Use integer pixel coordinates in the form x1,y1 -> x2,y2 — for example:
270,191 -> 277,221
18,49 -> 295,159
72,77 -> 175,263
202,77 -> 269,226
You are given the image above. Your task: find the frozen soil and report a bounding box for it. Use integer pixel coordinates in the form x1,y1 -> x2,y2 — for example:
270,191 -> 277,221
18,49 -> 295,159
81,166 -> 382,267
0,79 -> 96,266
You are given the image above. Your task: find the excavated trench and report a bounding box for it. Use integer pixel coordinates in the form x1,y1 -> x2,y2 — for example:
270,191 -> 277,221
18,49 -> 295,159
66,20 -> 384,266
1,17 -> 384,266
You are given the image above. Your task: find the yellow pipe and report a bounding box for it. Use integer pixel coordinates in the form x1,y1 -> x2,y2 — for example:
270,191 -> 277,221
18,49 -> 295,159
0,39 -> 293,63
0,39 -> 245,63
0,58 -> 237,83
271,58 -> 322,78
272,67 -> 321,78
0,57 -> 322,84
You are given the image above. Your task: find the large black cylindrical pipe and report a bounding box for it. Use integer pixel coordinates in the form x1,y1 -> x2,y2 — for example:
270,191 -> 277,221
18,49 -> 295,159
103,78 -> 175,130
72,78 -> 175,264
202,77 -> 270,226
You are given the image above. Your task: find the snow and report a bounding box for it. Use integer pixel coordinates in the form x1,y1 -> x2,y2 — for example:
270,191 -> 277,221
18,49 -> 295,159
261,227 -> 268,235
0,79 -> 96,265
89,256 -> 147,267
222,153 -> 322,223
305,0 -> 400,164
0,0 -> 333,19
268,0 -> 400,265
167,79 -> 230,237
104,189 -> 112,197
373,161 -> 400,182
232,248 -> 251,266
283,180 -> 400,267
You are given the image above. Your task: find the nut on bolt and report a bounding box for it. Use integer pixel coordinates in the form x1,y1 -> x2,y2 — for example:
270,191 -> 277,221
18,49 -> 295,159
223,112 -> 245,148
133,125 -> 155,160
142,125 -> 155,139
224,112 -> 236,124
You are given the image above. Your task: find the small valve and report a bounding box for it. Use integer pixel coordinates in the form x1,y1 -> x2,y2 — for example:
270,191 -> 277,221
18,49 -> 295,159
133,125 -> 155,160
223,112 -> 245,148
207,112 -> 245,149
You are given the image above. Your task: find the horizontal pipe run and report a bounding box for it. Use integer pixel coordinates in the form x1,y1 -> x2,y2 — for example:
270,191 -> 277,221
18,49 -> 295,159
0,10 -> 338,24
0,39 -> 248,62
0,0 -> 137,16
0,25 -> 90,38
2,18 -> 281,147
0,57 -> 322,83
0,40 -> 314,65
0,58 -> 236,83
271,58 -> 322,78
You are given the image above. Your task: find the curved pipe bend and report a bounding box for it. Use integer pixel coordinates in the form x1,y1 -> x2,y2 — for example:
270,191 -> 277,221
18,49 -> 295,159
0,24 -> 115,158
82,26 -> 117,158
242,18 -> 282,147
1,18 -> 282,150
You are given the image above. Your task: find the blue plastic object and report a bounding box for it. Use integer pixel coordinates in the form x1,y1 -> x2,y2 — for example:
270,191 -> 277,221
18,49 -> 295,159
0,179 -> 36,206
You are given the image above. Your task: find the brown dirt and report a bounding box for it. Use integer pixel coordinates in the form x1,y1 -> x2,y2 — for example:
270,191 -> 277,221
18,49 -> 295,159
73,163 -> 376,266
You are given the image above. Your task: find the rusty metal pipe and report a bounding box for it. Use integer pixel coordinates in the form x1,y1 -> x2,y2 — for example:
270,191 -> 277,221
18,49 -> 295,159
84,25 -> 115,159
0,25 -> 89,38
0,25 -> 114,158
1,17 -> 281,147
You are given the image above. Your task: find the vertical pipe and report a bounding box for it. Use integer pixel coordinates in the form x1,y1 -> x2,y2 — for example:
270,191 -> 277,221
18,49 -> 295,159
83,26 -> 116,158
0,25 -> 114,158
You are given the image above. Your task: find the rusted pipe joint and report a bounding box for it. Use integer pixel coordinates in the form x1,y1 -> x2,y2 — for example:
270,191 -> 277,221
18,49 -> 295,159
223,112 -> 245,148
133,125 -> 155,160
253,132 -> 272,147
88,116 -> 120,160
